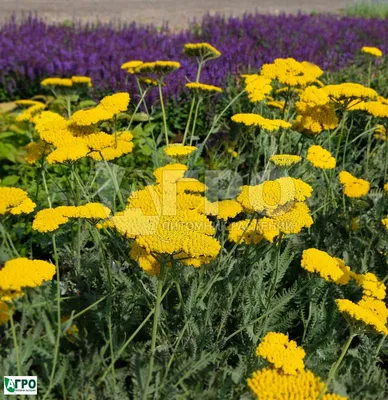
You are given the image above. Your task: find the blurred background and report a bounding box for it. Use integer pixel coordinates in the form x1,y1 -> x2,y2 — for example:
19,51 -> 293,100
1,0 -> 384,27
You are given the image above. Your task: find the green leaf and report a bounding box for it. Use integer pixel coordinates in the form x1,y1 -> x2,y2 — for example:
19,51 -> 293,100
0,175 -> 20,186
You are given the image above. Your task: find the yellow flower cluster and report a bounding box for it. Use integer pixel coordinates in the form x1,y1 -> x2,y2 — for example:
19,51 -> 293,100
32,203 -> 111,232
355,101 -> 388,118
185,82 -> 223,93
248,331 -> 346,400
237,177 -> 313,216
121,60 -> 144,74
183,42 -> 221,59
270,154 -> 302,167
134,61 -> 181,75
71,92 -> 130,126
41,76 -> 92,87
361,46 -> 383,57
0,187 -> 36,215
71,76 -> 92,87
248,368 -> 347,400
164,144 -> 197,158
33,107 -> 134,164
339,171 -> 370,198
322,83 -> 377,104
336,298 -> 388,335
229,179 -> 313,244
256,332 -> 305,375
0,258 -> 56,302
242,74 -> 272,103
301,248 -> 351,285
260,58 -> 323,87
302,247 -> 388,335
374,124 -> 387,141
15,100 -> 45,122
294,86 -> 338,135
307,145 -> 336,169
231,113 -> 291,131
109,164 -> 221,273
205,199 -> 243,221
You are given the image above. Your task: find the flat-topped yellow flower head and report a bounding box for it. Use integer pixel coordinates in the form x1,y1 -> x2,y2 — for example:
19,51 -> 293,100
361,46 -> 383,57
183,42 -> 221,59
0,187 -> 36,215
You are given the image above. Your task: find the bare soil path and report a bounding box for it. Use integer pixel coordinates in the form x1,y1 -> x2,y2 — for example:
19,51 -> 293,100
1,0 -> 353,27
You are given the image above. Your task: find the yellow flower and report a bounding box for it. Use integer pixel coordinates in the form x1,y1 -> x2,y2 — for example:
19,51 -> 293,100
71,92 -> 130,126
322,83 -> 377,104
231,113 -> 291,131
205,199 -> 243,221
183,42 -> 221,59
301,248 -> 352,285
0,258 -> 56,293
130,242 -> 160,276
376,125 -> 387,141
164,144 -> 197,158
109,165 -> 222,272
353,272 -> 386,300
0,187 -> 36,215
237,177 -> 312,216
270,154 -> 302,167
247,367 -> 347,400
361,46 -> 383,57
242,74 -> 272,103
41,77 -> 73,87
227,148 -> 238,158
260,58 -> 323,87
15,100 -> 45,122
134,61 -> 180,75
271,202 -> 313,235
357,101 -> 388,118
32,203 -> 111,232
71,76 -> 92,87
121,60 -> 144,73
307,145 -> 336,169
0,301 -> 10,325
185,82 -> 222,93
138,77 -> 158,86
339,171 -> 370,198
24,142 -> 49,164
256,332 -> 305,375
47,144 -> 90,164
336,298 -> 388,335
267,100 -> 285,109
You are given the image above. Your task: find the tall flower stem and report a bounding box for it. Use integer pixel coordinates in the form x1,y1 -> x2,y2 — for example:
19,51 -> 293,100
193,90 -> 245,165
143,262 -> 167,399
318,330 -> 356,399
42,169 -> 62,400
9,310 -> 22,376
128,84 -> 149,129
189,96 -> 202,145
158,81 -> 169,145
183,61 -> 203,145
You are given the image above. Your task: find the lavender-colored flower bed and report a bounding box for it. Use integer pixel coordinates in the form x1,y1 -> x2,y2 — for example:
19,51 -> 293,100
0,13 -> 387,100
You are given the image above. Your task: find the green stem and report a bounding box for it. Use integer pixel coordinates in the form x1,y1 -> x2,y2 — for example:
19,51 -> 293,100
143,263 -> 167,399
189,96 -> 202,145
158,82 -> 169,146
368,59 -> 372,88
260,235 -> 283,336
335,112 -> 347,163
99,284 -> 171,384
41,168 -> 62,400
183,62 -> 203,145
193,90 -> 245,164
318,331 -> 356,399
128,84 -> 149,129
9,310 -> 22,375
103,160 -> 125,210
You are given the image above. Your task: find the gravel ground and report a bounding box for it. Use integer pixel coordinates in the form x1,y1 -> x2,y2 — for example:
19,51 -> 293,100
2,0 -> 353,27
